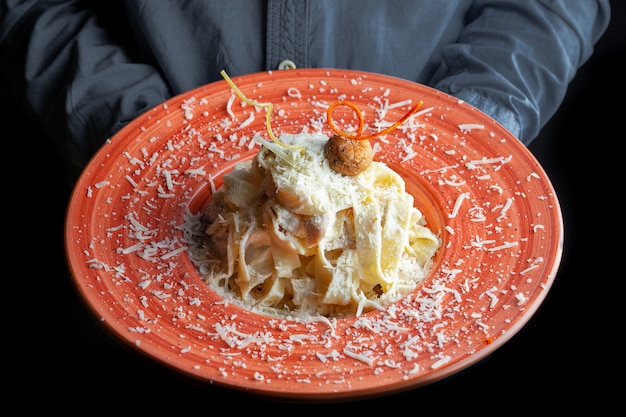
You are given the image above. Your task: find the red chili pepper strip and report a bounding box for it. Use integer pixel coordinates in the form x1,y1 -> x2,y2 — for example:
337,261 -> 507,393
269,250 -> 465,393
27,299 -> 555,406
327,100 -> 424,140
326,101 -> 366,139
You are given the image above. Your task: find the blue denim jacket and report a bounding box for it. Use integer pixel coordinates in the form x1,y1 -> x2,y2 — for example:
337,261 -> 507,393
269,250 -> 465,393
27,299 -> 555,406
0,0 -> 611,182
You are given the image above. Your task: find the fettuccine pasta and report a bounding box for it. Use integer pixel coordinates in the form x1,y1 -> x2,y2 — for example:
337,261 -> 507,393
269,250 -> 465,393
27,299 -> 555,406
187,132 -> 440,318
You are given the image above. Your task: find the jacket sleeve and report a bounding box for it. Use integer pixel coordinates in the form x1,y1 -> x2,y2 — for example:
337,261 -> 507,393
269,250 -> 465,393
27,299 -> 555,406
429,0 -> 611,145
0,1 -> 171,181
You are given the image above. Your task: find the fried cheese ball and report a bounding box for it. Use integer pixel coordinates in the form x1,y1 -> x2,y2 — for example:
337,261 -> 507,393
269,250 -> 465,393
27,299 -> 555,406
323,134 -> 373,176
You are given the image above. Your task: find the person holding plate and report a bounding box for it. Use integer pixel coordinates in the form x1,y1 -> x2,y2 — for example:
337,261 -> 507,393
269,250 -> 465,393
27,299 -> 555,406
0,0 -> 611,184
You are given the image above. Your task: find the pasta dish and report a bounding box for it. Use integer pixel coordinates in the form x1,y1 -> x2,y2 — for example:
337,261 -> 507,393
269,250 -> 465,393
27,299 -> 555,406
186,131 -> 440,318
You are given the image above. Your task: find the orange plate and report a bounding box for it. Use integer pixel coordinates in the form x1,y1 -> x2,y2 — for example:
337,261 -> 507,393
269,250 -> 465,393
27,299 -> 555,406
65,69 -> 563,401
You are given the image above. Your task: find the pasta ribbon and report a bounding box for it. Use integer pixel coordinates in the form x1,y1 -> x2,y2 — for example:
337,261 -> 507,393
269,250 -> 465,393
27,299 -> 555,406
353,164 -> 413,291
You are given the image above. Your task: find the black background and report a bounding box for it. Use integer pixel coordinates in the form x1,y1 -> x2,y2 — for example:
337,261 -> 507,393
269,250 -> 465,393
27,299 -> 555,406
6,1 -> 624,412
